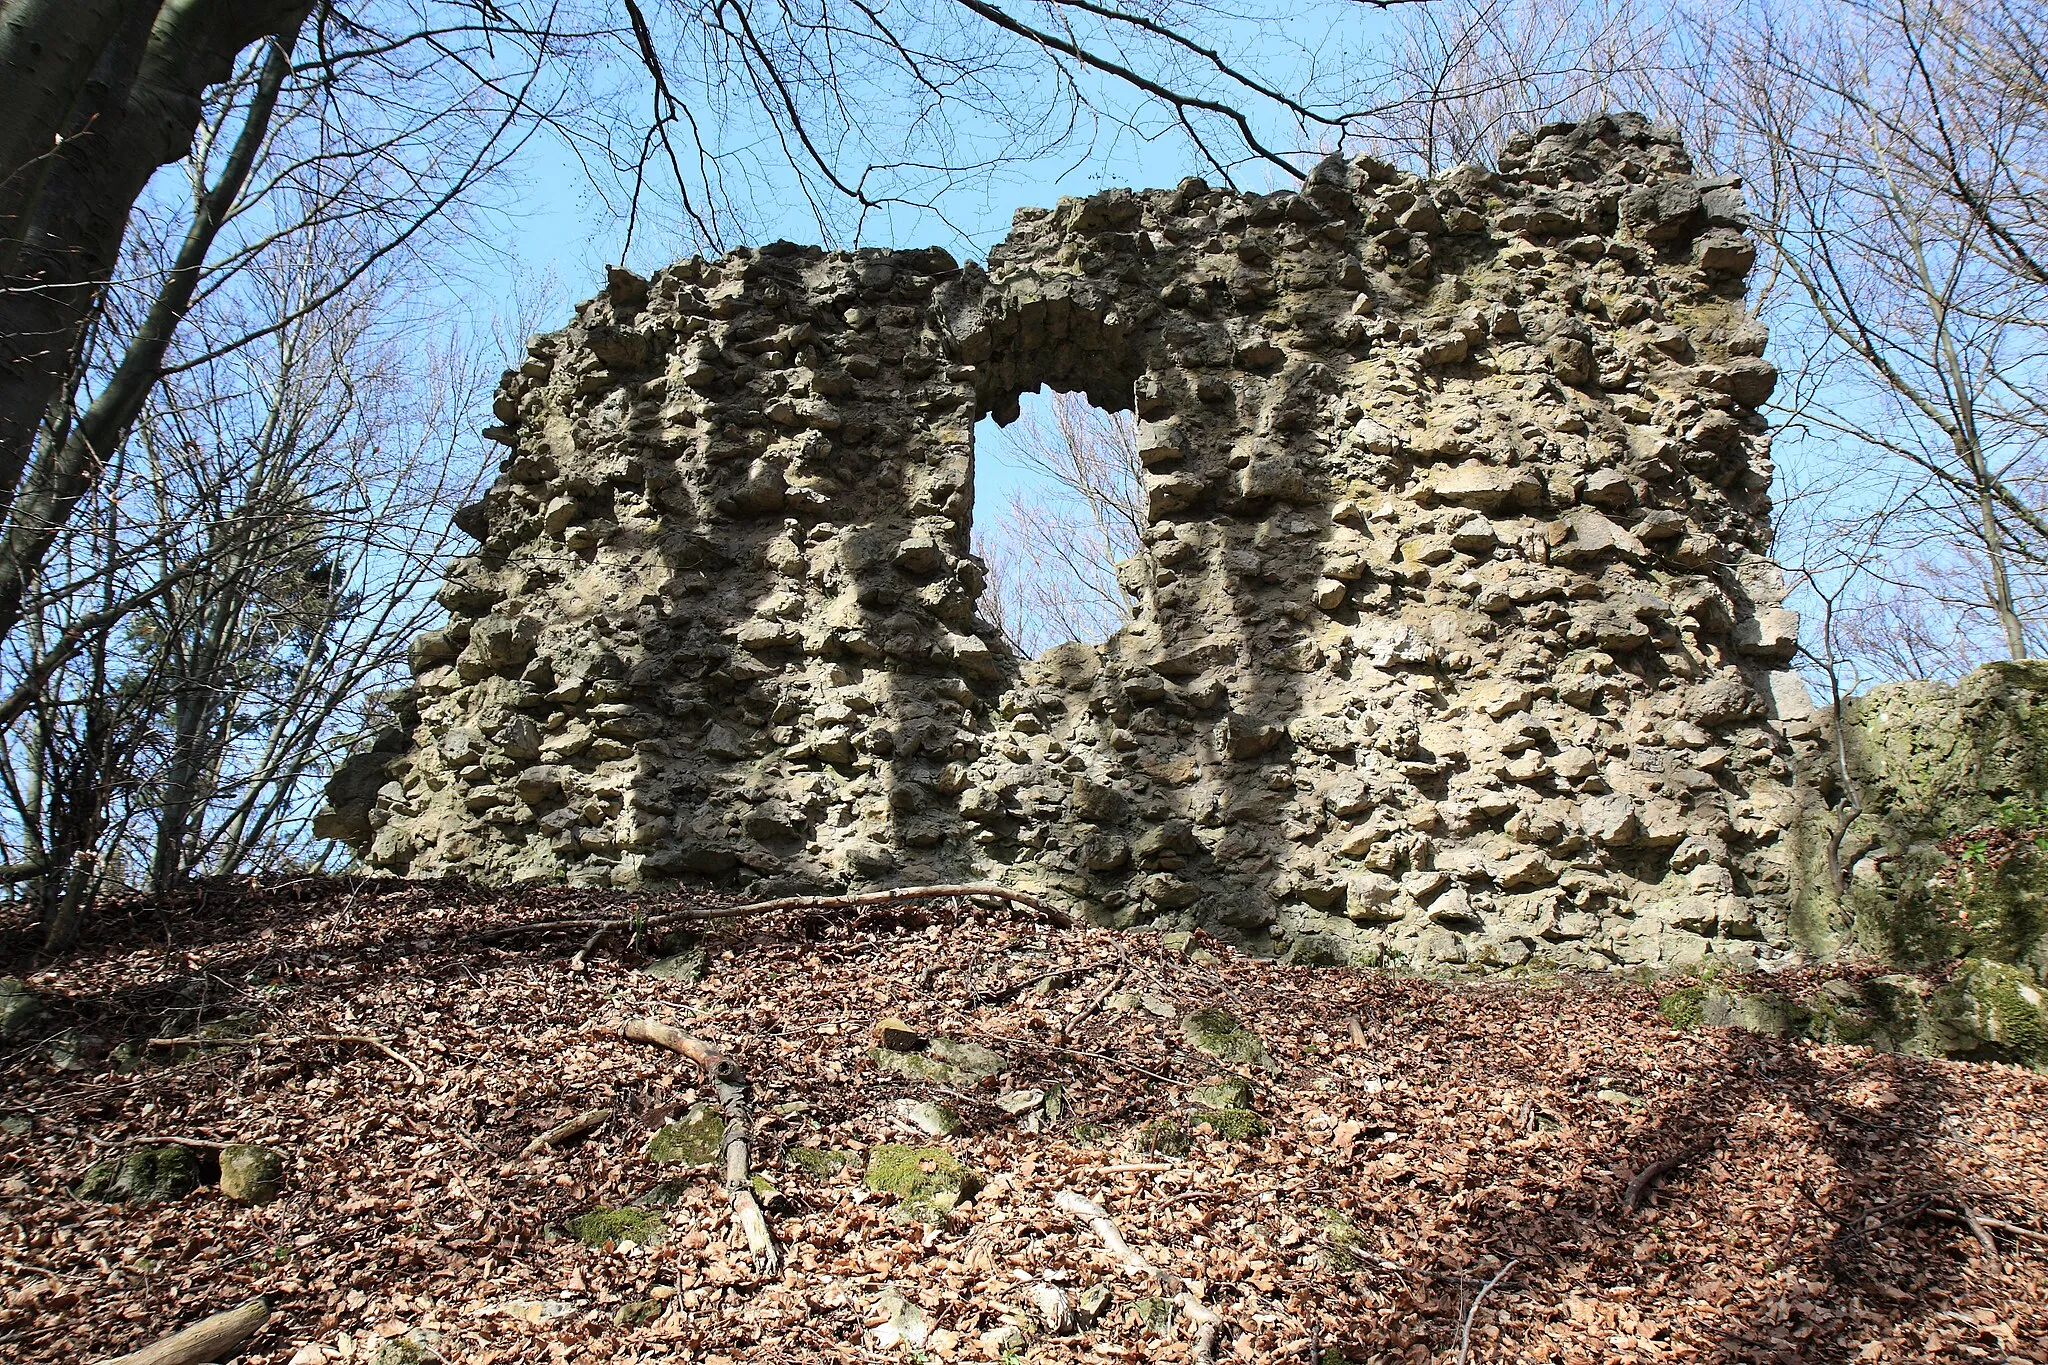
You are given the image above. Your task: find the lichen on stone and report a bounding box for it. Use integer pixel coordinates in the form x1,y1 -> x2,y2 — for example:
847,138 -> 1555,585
218,1143 -> 286,1205
867,1036 -> 1010,1087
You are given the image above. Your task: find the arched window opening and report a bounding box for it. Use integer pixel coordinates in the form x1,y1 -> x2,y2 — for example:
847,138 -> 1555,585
972,388 -> 1144,658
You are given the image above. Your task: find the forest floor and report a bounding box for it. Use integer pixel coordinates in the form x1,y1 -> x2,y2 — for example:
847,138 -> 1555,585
1,879 -> 2045,1365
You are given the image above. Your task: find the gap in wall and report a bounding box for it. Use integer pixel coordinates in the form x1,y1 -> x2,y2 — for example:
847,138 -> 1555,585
971,387 -> 1144,659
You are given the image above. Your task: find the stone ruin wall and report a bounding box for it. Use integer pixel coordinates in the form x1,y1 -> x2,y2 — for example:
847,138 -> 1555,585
320,114 -> 1823,974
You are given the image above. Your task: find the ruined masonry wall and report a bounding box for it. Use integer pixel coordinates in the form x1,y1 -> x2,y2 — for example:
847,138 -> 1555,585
320,114 -> 1816,973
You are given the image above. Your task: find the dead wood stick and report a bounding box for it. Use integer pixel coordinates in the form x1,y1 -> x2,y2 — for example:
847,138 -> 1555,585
569,923 -> 611,972
478,882 -> 1072,943
1623,1144 -> 1707,1212
521,1107 -> 613,1158
1455,1259 -> 1520,1365
1962,1206 -> 2002,1273
146,1033 -> 424,1083
97,1296 -> 269,1365
94,1134 -> 235,1150
1052,966 -> 1129,1046
613,1018 -> 738,1082
975,956 -> 1119,1006
1975,1215 -> 2048,1247
615,1017 -> 780,1276
1925,1205 -> 2041,1253
1055,1189 -> 1222,1360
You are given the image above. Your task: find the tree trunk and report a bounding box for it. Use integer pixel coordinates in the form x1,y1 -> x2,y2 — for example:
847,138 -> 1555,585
0,13 -> 303,650
0,0 -> 139,278
0,0 -> 310,518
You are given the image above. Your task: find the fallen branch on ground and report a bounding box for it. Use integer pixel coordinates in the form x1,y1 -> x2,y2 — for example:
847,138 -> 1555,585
147,1033 -> 424,1083
1052,965 -> 1129,1047
1055,1189 -> 1224,1363
97,1296 -> 268,1365
611,1017 -> 781,1276
521,1107 -> 613,1158
1456,1259 -> 1520,1365
1623,1144 -> 1709,1212
974,956 -> 1119,1006
477,882 -> 1071,945
1926,1204 -> 2048,1249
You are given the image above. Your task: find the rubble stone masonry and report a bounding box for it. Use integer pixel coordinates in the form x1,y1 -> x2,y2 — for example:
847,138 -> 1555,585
320,113 -> 1821,972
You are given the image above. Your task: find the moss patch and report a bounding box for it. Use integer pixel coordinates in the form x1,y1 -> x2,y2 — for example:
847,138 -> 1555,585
73,1145 -> 203,1204
862,1144 -> 982,1221
1134,1117 -> 1193,1157
1194,1107 -> 1268,1141
1656,984 -> 1707,1030
645,1103 -> 725,1166
568,1205 -> 665,1247
789,1147 -> 852,1179
1180,1007 -> 1275,1071
1319,1207 -> 1366,1270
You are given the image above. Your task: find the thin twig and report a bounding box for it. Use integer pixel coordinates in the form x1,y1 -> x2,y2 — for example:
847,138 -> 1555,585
1456,1259 -> 1521,1365
1623,1144 -> 1709,1212
146,1033 -> 424,1083
520,1107 -> 613,1158
475,882 -> 1070,943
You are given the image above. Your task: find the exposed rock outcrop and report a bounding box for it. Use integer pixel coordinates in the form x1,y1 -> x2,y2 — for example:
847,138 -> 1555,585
324,113 -> 1815,972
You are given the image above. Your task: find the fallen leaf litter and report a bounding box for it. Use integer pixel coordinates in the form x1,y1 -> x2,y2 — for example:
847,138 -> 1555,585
2,877 -> 2044,1363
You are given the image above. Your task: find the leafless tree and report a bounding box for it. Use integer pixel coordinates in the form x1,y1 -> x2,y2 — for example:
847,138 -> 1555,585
1680,0 -> 2048,666
974,391 -> 1146,658
0,214 -> 492,948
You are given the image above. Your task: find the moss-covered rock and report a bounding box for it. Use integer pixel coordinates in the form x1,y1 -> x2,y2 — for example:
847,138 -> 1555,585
74,1145 -> 203,1204
1700,988 -> 1802,1037
645,1103 -> 725,1166
1193,1107 -> 1268,1141
1932,959 -> 2048,1064
641,946 -> 709,981
370,1334 -> 438,1365
789,1146 -> 852,1179
867,1036 -> 1009,1087
1133,1117 -> 1193,1157
1803,662 -> 2048,973
862,1144 -> 982,1221
0,977 -> 41,1040
218,1143 -> 285,1205
568,1205 -> 665,1247
614,1298 -> 666,1328
1180,1007 -> 1275,1071
1186,1076 -> 1253,1110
